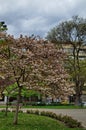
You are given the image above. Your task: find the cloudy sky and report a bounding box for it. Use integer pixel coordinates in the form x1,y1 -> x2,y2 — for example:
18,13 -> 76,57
0,0 -> 86,38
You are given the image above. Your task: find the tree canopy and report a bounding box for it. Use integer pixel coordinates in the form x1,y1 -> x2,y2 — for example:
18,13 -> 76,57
46,16 -> 86,45
0,21 -> 7,32
46,16 -> 86,105
0,33 -> 72,124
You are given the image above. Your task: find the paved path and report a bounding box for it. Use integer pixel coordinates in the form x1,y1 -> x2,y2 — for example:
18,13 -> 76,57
22,108 -> 86,128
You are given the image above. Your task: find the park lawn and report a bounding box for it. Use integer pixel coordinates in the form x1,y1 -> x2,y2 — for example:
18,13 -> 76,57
23,105 -> 86,109
0,104 -> 86,109
0,105 -> 6,108
0,112 -> 84,130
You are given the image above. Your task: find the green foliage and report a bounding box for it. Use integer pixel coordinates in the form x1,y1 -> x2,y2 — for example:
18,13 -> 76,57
3,82 -> 41,99
0,109 -> 6,112
23,104 -> 85,109
26,110 -> 83,128
66,58 -> 86,90
1,109 -> 10,112
62,115 -> 82,128
33,110 -> 39,115
0,112 -> 75,130
11,109 -> 16,113
46,15 -> 86,105
18,110 -> 23,113
4,83 -> 18,97
30,90 -> 41,97
0,21 -> 7,32
0,110 -> 84,129
0,39 -> 4,44
22,89 -> 41,97
26,109 -> 33,114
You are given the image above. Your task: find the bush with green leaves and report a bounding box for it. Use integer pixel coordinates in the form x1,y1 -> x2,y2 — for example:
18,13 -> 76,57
0,109 -> 83,128
26,110 -> 83,128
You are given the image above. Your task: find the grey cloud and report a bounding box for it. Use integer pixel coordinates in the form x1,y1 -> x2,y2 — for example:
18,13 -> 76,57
0,0 -> 86,38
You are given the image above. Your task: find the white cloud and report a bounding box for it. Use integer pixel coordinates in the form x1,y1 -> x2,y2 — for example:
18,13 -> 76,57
0,0 -> 86,37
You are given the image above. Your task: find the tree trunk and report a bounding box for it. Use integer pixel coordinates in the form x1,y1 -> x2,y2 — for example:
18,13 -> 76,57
75,81 -> 82,106
75,94 -> 81,106
13,86 -> 21,125
5,96 -> 9,116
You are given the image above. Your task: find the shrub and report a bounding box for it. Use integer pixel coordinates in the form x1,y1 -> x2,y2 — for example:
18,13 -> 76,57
19,110 -> 23,113
57,115 -> 82,128
26,109 -> 35,114
40,111 -> 47,116
26,110 -> 31,114
34,110 -> 39,115
24,109 -> 83,128
55,114 -> 62,121
11,109 -> 16,112
1,109 -> 5,112
44,112 -> 56,118
26,110 -> 82,128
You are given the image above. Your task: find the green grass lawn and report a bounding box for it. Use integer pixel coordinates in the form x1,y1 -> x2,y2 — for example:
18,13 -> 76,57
23,105 -> 86,109
0,105 -> 6,108
0,112 -> 85,130
0,104 -> 86,109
